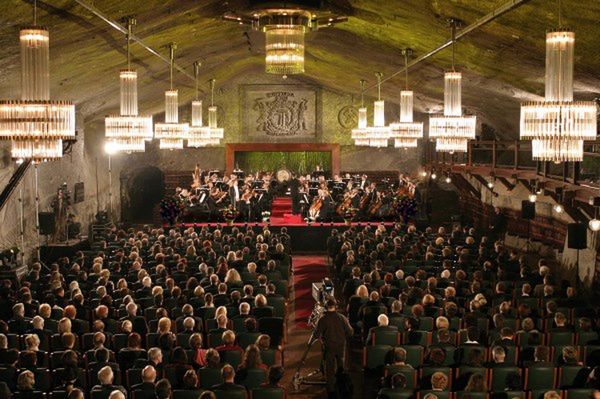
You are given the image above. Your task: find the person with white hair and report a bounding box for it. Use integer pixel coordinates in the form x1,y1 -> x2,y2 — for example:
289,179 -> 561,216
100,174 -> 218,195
91,365 -> 126,396
365,313 -> 397,345
131,365 -> 157,395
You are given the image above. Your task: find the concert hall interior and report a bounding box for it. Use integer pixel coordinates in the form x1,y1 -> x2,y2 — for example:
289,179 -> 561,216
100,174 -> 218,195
0,1 -> 599,399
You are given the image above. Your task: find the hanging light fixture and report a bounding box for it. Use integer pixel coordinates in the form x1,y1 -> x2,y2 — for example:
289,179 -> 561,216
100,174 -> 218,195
105,19 -> 153,154
389,49 -> 423,149
154,43 -> 189,150
187,61 -> 212,148
366,72 -> 391,148
351,79 -> 370,146
429,21 -> 476,153
223,7 -> 346,77
520,2 -> 596,163
0,2 -> 75,163
205,78 -> 224,145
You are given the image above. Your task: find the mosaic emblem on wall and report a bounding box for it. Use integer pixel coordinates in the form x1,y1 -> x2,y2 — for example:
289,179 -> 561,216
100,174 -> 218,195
338,105 -> 358,130
242,84 -> 317,138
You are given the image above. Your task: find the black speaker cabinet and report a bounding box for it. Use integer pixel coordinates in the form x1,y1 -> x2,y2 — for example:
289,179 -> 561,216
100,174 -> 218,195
567,223 -> 587,250
521,200 -> 536,220
39,212 -> 55,235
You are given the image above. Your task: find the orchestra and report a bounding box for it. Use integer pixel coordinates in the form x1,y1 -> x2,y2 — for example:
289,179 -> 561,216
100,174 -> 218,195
174,164 -> 417,223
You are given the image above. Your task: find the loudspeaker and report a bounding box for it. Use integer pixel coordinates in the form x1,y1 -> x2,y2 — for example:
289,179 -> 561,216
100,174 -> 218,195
39,212 -> 55,235
567,223 -> 587,250
521,200 -> 536,220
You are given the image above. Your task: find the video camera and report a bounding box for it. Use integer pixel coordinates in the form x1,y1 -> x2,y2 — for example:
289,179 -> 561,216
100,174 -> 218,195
311,277 -> 334,304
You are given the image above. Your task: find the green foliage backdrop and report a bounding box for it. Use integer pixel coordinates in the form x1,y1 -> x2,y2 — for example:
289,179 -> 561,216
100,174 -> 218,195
235,151 -> 332,174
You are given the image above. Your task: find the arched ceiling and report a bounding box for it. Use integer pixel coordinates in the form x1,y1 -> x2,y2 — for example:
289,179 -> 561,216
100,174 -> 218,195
0,0 -> 598,139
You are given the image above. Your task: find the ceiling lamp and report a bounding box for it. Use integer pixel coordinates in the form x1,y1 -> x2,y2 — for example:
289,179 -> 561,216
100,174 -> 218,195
155,44 -> 189,150
0,4 -> 75,163
366,72 -> 391,148
187,61 -> 212,148
206,78 -> 224,144
520,14 -> 597,162
351,79 -> 370,146
105,19 -> 153,154
224,5 -> 346,77
429,22 -> 476,153
389,49 -> 423,149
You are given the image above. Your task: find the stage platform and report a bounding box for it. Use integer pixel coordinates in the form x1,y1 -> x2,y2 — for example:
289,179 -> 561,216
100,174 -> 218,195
178,222 -> 396,252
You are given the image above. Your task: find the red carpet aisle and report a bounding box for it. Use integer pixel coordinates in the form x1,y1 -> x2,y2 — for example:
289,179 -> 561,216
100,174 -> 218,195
292,255 -> 328,329
270,196 -> 303,225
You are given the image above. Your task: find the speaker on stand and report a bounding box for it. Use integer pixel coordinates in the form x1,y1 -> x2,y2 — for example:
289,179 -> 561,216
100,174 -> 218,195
567,222 -> 587,286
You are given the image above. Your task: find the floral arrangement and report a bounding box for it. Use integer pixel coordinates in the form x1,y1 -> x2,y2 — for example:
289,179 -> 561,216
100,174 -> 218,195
342,208 -> 357,225
261,211 -> 271,222
222,207 -> 239,224
395,195 -> 418,223
160,196 -> 184,225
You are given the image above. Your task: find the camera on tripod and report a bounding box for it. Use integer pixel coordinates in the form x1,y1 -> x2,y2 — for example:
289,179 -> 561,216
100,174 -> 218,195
311,277 -> 334,304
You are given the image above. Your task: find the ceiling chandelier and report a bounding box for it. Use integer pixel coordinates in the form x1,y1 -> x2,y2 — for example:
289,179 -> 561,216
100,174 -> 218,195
105,19 -> 153,154
206,78 -> 224,145
0,3 -> 75,163
224,4 -> 346,77
351,79 -> 370,146
429,22 -> 476,153
154,43 -> 189,150
187,61 -> 212,148
520,5 -> 596,163
389,49 -> 423,149
366,72 -> 391,148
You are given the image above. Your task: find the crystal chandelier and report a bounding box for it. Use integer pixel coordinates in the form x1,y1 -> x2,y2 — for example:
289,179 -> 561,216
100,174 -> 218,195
206,78 -> 224,144
154,44 -> 189,150
389,49 -> 423,149
366,72 -> 391,148
105,19 -> 153,154
351,80 -> 369,146
187,61 -> 212,148
224,7 -> 346,77
429,25 -> 476,153
0,6 -> 75,163
520,28 -> 597,162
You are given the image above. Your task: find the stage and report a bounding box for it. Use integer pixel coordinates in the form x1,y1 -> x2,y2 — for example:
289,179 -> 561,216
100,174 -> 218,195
177,221 -> 396,252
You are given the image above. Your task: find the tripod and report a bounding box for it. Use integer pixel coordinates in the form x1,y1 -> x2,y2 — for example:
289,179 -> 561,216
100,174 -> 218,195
292,337 -> 326,392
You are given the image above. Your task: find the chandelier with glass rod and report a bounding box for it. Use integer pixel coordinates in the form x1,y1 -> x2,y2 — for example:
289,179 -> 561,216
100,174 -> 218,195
429,23 -> 476,153
366,72 -> 391,148
187,61 -> 212,148
389,49 -> 423,149
205,78 -> 224,145
0,4 -> 75,163
224,7 -> 346,77
520,5 -> 596,163
154,43 -> 189,150
351,79 -> 370,146
105,19 -> 153,154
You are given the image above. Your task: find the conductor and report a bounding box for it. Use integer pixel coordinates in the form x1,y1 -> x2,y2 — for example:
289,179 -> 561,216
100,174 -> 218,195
309,298 -> 354,398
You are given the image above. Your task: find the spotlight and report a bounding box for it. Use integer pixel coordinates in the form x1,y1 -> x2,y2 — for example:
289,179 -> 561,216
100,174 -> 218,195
487,182 -> 494,189
553,204 -> 563,213
104,141 -> 117,155
445,177 -> 452,184
420,171 -> 427,177
590,219 -> 600,232
528,194 -> 537,203
431,173 -> 437,180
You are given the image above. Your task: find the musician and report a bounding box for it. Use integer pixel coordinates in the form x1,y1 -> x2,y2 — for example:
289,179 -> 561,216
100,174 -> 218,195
228,178 -> 240,210
240,186 -> 253,221
298,185 -> 310,218
290,174 -> 300,214
358,174 -> 370,190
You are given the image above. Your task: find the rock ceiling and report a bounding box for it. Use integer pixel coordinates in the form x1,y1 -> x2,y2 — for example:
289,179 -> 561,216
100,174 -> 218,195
0,0 -> 598,139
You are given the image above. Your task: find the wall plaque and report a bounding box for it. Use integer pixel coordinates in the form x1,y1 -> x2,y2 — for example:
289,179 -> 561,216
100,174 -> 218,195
242,84 -> 317,138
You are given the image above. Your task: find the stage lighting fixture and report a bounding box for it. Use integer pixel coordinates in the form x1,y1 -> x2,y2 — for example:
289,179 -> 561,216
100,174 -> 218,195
529,194 -> 538,203
553,204 -> 563,213
590,219 -> 600,232
487,181 -> 494,189
431,173 -> 437,180
445,177 -> 452,184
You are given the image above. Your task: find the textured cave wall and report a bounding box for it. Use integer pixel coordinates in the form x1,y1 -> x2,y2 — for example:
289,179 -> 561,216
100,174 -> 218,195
0,115 -> 117,261
121,72 -> 422,175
